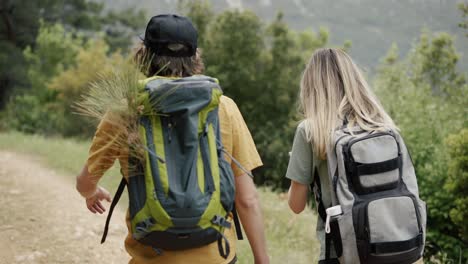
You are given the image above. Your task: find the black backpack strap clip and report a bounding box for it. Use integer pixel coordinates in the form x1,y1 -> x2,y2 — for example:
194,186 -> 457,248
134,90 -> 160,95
101,178 -> 127,244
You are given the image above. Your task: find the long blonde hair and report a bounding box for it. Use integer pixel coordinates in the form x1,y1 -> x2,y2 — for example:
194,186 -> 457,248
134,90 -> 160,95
300,48 -> 397,159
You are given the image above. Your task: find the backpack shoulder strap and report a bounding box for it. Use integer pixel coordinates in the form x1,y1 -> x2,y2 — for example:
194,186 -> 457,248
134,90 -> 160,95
101,178 -> 127,244
217,140 -> 253,178
312,167 -> 343,263
232,204 -> 243,240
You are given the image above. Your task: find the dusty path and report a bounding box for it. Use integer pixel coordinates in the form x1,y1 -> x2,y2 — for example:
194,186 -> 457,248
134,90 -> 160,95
0,151 -> 130,264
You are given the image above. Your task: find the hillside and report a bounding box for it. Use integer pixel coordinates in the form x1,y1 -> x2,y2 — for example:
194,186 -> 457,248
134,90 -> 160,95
97,0 -> 468,70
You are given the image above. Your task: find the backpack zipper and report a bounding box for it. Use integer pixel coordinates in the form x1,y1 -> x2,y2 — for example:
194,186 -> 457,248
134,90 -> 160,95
332,134 -> 350,194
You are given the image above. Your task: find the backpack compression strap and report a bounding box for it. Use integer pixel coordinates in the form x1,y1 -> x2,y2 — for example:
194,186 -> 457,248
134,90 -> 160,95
232,204 -> 243,240
100,180 -> 244,243
101,178 -> 127,244
312,168 -> 342,264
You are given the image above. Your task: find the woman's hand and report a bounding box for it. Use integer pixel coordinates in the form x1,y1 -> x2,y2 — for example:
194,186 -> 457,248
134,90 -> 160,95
85,186 -> 111,214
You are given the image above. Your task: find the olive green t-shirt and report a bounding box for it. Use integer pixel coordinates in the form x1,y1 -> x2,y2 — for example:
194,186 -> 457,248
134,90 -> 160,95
285,120 -> 338,260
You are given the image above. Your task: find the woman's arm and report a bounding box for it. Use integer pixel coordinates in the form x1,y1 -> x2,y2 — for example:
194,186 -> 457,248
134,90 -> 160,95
235,173 -> 270,264
285,122 -> 313,214
288,180 -> 309,214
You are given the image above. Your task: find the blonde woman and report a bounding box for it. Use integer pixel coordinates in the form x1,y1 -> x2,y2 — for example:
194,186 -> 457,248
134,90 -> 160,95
286,48 -> 424,264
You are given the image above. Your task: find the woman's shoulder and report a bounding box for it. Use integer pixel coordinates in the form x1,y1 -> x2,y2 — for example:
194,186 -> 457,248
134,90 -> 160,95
296,120 -> 309,138
297,120 -> 307,130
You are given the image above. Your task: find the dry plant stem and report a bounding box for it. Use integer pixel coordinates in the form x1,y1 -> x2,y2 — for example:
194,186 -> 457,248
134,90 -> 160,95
74,57 -> 177,184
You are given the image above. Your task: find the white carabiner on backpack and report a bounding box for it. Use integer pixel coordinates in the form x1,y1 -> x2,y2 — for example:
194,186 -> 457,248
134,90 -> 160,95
325,205 -> 343,234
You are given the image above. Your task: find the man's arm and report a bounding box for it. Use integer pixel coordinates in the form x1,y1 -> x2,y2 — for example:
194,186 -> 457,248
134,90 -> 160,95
235,173 -> 270,264
76,164 -> 111,214
76,165 -> 98,198
76,114 -> 122,214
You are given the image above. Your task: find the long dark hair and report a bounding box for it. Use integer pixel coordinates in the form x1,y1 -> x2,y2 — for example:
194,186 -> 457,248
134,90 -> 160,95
134,43 -> 205,77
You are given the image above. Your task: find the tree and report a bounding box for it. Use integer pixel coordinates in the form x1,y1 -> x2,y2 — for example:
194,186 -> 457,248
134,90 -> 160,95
178,0 -> 214,49
48,39 -> 125,137
458,2 -> 468,37
0,0 -> 145,108
409,30 -> 465,95
180,1 -> 334,188
251,13 -> 329,187
100,7 -> 147,53
204,9 -> 265,104
5,21 -> 126,136
445,129 -> 468,244
5,22 -> 83,135
0,0 -> 40,107
23,22 -> 83,90
374,30 -> 467,262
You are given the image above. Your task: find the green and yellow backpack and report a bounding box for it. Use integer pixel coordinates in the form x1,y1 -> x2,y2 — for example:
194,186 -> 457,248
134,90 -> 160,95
101,75 -> 243,258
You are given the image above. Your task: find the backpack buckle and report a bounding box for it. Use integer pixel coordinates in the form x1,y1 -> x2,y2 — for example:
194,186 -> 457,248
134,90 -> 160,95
211,215 -> 231,228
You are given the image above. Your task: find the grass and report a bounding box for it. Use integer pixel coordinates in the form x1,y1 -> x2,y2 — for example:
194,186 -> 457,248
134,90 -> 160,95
0,131 -> 122,188
0,131 -> 320,263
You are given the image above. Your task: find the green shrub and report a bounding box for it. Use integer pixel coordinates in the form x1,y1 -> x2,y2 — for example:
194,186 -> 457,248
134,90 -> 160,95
375,32 -> 467,262
5,94 -> 65,135
445,129 -> 468,245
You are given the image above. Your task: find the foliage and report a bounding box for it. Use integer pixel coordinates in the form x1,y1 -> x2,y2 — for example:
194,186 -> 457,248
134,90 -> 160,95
177,0 -> 214,48
458,2 -> 468,37
24,22 -> 83,90
100,7 -> 147,52
100,0 -> 468,73
374,31 -> 467,262
48,39 -> 126,137
0,0 -> 145,109
4,22 -> 83,135
181,3 -> 334,188
409,30 -> 465,95
445,129 -> 468,243
203,9 -> 265,103
0,40 -> 29,108
4,22 -> 129,137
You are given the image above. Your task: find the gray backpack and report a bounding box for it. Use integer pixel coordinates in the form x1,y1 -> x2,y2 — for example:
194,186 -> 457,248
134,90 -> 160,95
314,127 -> 427,264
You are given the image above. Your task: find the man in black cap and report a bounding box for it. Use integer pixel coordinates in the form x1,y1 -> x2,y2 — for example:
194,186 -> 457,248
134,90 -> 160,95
76,14 -> 270,264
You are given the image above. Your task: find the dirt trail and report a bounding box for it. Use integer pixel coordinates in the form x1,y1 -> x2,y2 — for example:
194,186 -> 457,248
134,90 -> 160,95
0,151 -> 130,264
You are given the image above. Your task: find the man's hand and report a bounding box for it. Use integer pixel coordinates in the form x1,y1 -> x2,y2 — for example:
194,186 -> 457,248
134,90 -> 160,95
85,186 -> 111,214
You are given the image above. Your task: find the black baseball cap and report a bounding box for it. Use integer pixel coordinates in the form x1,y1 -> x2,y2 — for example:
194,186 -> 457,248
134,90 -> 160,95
142,14 -> 198,57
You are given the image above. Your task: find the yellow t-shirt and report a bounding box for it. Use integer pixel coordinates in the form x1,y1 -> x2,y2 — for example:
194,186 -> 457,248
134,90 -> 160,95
87,95 -> 262,264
